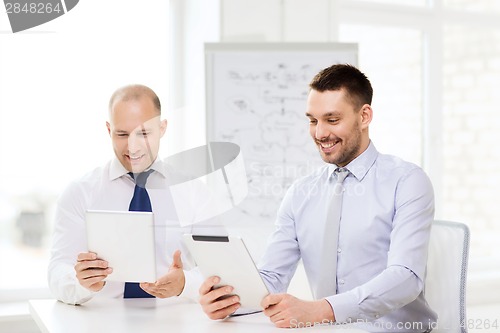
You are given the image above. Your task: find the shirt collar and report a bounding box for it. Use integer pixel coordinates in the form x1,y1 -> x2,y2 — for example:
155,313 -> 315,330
327,141 -> 378,181
108,156 -> 168,181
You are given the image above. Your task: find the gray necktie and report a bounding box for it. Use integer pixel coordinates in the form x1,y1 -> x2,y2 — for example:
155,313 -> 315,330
315,167 -> 349,299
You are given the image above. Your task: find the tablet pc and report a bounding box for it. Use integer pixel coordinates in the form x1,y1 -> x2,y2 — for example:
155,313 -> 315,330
183,234 -> 269,310
85,210 -> 157,282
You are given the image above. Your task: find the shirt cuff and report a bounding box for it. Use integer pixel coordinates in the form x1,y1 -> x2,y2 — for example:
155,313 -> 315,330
178,267 -> 203,301
74,283 -> 96,303
49,265 -> 95,305
326,292 -> 361,324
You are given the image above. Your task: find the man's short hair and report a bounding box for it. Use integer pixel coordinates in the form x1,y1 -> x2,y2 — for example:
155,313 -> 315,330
309,64 -> 373,110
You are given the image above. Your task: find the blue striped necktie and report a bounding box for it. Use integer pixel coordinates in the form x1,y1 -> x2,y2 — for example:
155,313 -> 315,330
123,169 -> 155,298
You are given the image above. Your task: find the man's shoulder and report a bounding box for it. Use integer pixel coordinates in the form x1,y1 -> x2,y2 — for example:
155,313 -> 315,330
55,161 -> 112,208
79,162 -> 110,182
63,161 -> 111,191
375,152 -> 427,181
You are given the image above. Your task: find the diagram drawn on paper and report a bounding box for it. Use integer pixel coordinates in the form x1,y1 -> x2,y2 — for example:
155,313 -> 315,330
206,44 -> 358,225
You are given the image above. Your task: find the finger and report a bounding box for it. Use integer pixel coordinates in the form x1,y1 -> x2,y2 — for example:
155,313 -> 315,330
139,286 -> 160,298
269,308 -> 285,323
170,250 -> 183,269
85,260 -> 109,270
80,274 -> 106,287
77,252 -> 97,261
199,276 -> 219,296
87,281 -> 105,292
204,294 -> 240,317
140,282 -> 155,289
77,270 -> 109,292
78,268 -> 112,280
140,283 -> 156,293
141,283 -> 178,298
267,307 -> 293,328
262,294 -> 286,318
206,301 -> 240,320
261,293 -> 283,309
273,318 -> 292,329
263,304 -> 281,318
199,285 -> 234,306
140,282 -> 166,295
75,259 -> 109,273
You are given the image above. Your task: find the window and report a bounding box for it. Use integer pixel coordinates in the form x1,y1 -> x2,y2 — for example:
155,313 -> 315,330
444,0 -> 500,12
339,25 -> 423,165
344,0 -> 428,7
442,24 -> 500,261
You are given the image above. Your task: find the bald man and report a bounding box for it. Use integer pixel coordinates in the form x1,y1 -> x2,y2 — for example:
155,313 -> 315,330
48,85 -> 202,304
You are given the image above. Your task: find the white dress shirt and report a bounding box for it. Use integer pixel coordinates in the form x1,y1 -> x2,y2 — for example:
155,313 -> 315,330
48,157 -> 203,305
258,142 -> 437,332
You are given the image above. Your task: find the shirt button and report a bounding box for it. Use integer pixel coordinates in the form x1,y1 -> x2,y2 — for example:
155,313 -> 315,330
374,314 -> 380,319
339,279 -> 345,285
337,248 -> 342,253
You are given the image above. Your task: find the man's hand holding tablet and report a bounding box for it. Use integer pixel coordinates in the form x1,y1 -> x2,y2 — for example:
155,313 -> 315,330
74,252 -> 112,292
199,276 -> 241,319
183,235 -> 269,313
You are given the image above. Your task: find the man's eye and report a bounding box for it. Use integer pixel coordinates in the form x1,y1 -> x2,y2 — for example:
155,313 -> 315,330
309,119 -> 317,124
117,133 -> 128,137
328,119 -> 339,123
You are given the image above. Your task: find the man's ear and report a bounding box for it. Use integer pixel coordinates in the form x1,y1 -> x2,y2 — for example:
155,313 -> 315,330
106,121 -> 111,136
359,104 -> 373,129
159,119 -> 167,137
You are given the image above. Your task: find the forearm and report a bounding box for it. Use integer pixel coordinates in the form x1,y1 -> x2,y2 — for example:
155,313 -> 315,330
258,195 -> 301,294
48,262 -> 94,305
327,265 -> 422,323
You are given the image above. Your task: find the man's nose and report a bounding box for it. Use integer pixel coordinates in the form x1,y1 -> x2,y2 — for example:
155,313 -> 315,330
315,122 -> 329,140
128,135 -> 141,154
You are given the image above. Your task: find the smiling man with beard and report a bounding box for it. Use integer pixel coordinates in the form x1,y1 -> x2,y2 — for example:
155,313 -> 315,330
198,64 -> 438,332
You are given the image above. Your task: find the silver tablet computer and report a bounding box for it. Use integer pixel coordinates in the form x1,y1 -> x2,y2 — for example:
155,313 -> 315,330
183,234 -> 269,310
85,210 -> 157,282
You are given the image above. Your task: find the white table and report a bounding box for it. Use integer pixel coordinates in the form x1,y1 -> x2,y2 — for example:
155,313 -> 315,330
29,298 -> 368,333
